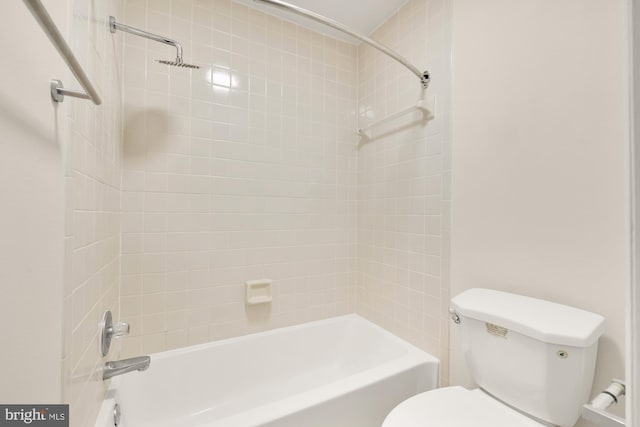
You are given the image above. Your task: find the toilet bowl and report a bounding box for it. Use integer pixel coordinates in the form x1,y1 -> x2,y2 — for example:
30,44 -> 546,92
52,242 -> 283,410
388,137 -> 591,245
382,288 -> 606,427
382,387 -> 543,427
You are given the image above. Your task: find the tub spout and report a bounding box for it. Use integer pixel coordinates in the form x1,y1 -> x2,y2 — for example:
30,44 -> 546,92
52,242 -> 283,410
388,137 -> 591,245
103,356 -> 151,380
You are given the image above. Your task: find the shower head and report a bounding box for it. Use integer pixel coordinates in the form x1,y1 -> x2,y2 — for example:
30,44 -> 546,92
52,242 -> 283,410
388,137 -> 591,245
157,59 -> 200,69
110,16 -> 200,70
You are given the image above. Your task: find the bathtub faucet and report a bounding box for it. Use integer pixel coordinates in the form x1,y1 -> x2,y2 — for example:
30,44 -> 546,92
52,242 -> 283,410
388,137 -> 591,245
103,356 -> 151,380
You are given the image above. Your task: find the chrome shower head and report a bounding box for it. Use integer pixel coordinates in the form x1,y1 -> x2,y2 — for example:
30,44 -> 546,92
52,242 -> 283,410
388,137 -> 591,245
110,17 -> 200,70
157,59 -> 200,69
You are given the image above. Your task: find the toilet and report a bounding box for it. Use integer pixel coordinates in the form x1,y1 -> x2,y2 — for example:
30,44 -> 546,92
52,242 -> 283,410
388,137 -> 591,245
383,288 -> 606,427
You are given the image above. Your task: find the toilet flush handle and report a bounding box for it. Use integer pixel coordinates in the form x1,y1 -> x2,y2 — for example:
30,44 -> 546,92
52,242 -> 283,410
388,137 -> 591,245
449,308 -> 461,324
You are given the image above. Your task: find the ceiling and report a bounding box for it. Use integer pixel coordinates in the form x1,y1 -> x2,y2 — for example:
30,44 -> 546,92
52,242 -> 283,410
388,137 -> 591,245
235,0 -> 409,44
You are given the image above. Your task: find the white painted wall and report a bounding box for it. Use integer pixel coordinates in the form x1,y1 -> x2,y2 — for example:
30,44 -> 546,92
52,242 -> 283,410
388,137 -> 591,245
0,4 -> 123,426
630,0 -> 640,423
450,0 -> 629,424
0,0 -> 67,403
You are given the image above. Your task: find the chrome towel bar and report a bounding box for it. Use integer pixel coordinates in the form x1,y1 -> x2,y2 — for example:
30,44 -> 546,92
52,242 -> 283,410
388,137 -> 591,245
23,0 -> 102,105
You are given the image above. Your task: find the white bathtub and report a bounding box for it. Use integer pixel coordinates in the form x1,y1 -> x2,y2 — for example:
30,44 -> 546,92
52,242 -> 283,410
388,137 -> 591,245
95,314 -> 438,427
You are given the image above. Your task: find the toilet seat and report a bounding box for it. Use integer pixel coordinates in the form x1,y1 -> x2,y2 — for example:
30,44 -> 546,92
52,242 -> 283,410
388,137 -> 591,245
382,386 -> 545,427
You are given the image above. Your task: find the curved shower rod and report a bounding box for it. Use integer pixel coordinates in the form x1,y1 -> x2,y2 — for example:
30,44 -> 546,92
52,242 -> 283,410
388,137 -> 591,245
254,0 -> 430,89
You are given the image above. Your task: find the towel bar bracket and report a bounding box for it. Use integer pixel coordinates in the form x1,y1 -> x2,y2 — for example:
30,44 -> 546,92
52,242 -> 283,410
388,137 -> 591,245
50,79 -> 64,103
50,79 -> 92,103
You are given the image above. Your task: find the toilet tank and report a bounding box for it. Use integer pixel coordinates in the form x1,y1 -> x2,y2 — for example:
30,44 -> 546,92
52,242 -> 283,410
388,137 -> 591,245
450,289 -> 605,427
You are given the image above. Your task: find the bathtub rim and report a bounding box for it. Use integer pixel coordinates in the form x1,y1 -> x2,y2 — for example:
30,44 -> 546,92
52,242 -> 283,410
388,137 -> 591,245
138,313 -> 440,363
101,314 -> 440,427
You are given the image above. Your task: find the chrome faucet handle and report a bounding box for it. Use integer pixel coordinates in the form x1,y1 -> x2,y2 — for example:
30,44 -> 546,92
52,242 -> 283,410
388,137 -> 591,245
100,311 -> 130,357
109,321 -> 130,338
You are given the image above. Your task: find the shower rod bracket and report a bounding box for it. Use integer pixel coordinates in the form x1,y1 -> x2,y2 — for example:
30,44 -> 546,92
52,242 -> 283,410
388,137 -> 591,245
421,71 -> 430,89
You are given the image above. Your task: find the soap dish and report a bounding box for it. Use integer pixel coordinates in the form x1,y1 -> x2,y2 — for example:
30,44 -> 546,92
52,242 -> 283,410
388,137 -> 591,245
246,279 -> 273,305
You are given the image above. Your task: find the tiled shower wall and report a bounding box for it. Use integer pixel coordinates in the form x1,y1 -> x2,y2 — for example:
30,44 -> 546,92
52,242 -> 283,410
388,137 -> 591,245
120,0 -> 358,356
356,0 -> 452,382
61,1 -> 124,426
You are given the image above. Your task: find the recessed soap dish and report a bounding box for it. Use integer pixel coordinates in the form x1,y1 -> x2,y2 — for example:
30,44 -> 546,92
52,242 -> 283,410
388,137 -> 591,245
246,279 -> 273,305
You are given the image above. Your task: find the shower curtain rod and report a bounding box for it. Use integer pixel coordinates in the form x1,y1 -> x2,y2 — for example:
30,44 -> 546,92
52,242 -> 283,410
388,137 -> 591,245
253,0 -> 430,88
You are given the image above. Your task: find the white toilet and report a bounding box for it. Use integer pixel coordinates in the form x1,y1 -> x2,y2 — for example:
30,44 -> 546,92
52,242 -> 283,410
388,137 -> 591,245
383,288 -> 606,427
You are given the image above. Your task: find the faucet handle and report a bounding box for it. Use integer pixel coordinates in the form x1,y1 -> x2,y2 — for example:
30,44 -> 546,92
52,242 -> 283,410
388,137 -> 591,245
109,322 -> 130,338
100,311 -> 130,357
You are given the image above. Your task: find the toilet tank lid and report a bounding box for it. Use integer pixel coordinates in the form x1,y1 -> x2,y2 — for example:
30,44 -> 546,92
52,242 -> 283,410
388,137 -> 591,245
450,288 -> 606,347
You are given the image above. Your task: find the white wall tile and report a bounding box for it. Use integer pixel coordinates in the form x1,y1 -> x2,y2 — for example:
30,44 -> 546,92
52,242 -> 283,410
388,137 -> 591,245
121,0 -> 358,355
355,0 -> 452,385
60,1 -> 125,425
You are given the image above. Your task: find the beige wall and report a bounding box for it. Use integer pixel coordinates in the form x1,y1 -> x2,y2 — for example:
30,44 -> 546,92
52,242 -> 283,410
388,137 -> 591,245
633,0 -> 640,424
0,0 -> 66,404
450,0 -> 629,424
0,1 -> 123,425
355,0 -> 452,383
